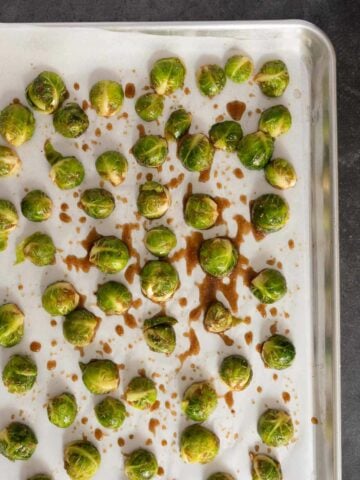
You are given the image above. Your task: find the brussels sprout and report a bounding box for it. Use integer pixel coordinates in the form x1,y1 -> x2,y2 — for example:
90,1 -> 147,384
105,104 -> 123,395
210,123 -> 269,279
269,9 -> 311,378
124,448 -> 158,480
63,308 -> 99,347
144,226 -> 177,257
251,194 -> 289,233
264,158 -> 297,190
42,281 -> 79,316
251,453 -> 282,480
21,190 -> 53,222
209,121 -> 243,152
150,57 -> 186,95
53,102 -> 89,138
0,303 -> 24,348
204,301 -> 241,333
0,199 -> 18,251
132,135 -> 168,168
96,281 -> 132,315
26,71 -> 67,114
79,188 -> 115,219
261,334 -> 295,370
47,392 -> 77,428
2,354 -> 37,394
250,269 -> 287,304
178,133 -> 214,172
89,80 -> 124,117
181,381 -> 217,422
259,105 -> 292,138
199,237 -> 238,278
207,474 -> 235,480
0,146 -> 21,177
125,376 -> 157,410
95,150 -> 128,186
143,315 -> 177,354
197,64 -> 226,98
257,408 -> 294,447
135,93 -> 164,122
0,422 -> 37,461
44,140 -> 85,190
89,236 -> 129,274
237,131 -> 274,170
140,260 -> 179,302
27,475 -> 52,480
219,355 -> 252,391
64,440 -> 101,480
184,194 -> 218,230
95,397 -> 126,430
15,232 -> 56,266
0,103 -> 35,146
254,60 -> 290,97
80,359 -> 119,395
180,424 -> 219,464
137,181 -> 171,219
165,108 -> 192,141
225,55 -> 253,84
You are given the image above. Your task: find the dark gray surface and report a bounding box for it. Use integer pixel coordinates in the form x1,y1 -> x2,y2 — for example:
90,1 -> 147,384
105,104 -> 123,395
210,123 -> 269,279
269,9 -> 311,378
0,0 -> 359,477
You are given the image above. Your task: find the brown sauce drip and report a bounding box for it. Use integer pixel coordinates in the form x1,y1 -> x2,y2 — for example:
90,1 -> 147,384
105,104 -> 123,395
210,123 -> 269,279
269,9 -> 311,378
74,82 -> 80,90
257,386 -> 263,393
257,304 -> 267,318
245,331 -> 253,345
137,124 -> 145,137
121,223 -> 140,284
270,307 -> 277,317
270,322 -> 278,335
179,297 -> 188,307
266,258 -> 276,266
59,212 -> 71,223
115,324 -> 124,336
311,417 -> 319,425
146,173 -> 153,181
30,341 -> 41,352
226,101 -> 246,120
170,231 -> 203,277
47,360 -> 56,370
218,332 -> 234,346
288,239 -> 295,249
199,169 -> 211,183
133,298 -> 142,309
82,100 -> 89,111
215,196 -> 231,225
148,418 -> 160,436
95,128 -> 101,137
167,173 -> 185,189
215,114 -> 224,122
233,167 -> 244,179
150,400 -> 160,412
273,373 -> 278,381
79,216 -> 86,224
240,194 -> 247,205
125,83 -> 136,98
178,328 -> 200,368
103,342 -> 112,354
106,123 -> 113,131
71,374 -> 78,382
61,203 -> 69,211
81,417 -> 88,425
224,391 -> 234,409
118,437 -> 125,447
282,391 -> 291,403
233,214 -> 252,245
94,429 -> 103,441
124,312 -> 137,329
184,87 -> 191,95
158,467 -> 165,476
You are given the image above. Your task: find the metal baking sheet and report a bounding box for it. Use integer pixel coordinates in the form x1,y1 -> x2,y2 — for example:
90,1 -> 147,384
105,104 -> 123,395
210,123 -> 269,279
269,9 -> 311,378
0,21 -> 340,480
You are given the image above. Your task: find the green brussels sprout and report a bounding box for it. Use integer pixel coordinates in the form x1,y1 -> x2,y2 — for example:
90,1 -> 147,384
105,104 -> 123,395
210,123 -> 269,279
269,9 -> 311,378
0,103 -> 35,146
124,448 -> 158,480
0,146 -> 21,177
15,232 -> 56,266
63,308 -> 99,347
47,392 -> 77,428
140,260 -> 179,302
180,424 -> 219,464
251,193 -> 289,233
42,281 -> 79,316
80,359 -> 119,395
96,281 -> 132,315
199,237 -> 238,278
144,226 -> 177,257
0,422 -> 37,461
264,158 -> 297,190
254,60 -> 290,97
251,453 -> 282,480
197,64 -> 226,98
135,93 -> 164,122
132,135 -> 168,168
209,120 -> 243,152
237,131 -> 274,170
165,108 -> 192,141
89,80 -> 124,117
89,236 -> 129,274
27,475 -> 52,480
225,55 -> 253,84
250,269 -> 287,304
95,150 -> 128,186
64,440 -> 101,480
44,140 -> 85,190
53,102 -> 89,138
207,474 -> 235,480
0,303 -> 24,348
150,57 -> 186,95
79,188 -> 115,219
261,334 -> 296,370
2,354 -> 37,394
259,105 -> 292,138
0,199 -> 18,251
95,397 -> 126,430
257,408 -> 294,447
181,381 -> 217,422
204,301 -> 241,333
21,190 -> 53,222
137,181 -> 171,219
125,376 -> 157,410
143,315 -> 177,354
184,194 -> 218,230
178,133 -> 214,172
26,71 -> 68,114
219,355 -> 252,391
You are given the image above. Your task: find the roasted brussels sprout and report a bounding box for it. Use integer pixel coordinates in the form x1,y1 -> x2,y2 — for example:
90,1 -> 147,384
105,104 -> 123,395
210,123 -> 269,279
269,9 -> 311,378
237,131 -> 274,170
2,354 -> 37,394
181,381 -> 217,422
125,376 -> 157,410
204,301 -> 241,333
15,232 -> 56,266
178,133 -> 214,172
47,392 -> 77,428
184,194 -> 218,230
265,158 -> 297,190
42,281 -> 79,316
89,236 -> 129,274
144,226 -> 176,257
132,135 -> 168,168
95,396 -> 126,430
251,453 -> 282,480
124,448 -> 158,480
0,103 -> 35,146
96,281 -> 132,315
251,193 -> 289,233
63,308 -> 99,347
165,108 -> 192,141
21,190 -> 53,222
207,474 -> 235,480
209,120 -> 243,152
0,146 -> 21,177
135,93 -> 164,122
95,150 -> 128,186
0,422 -> 37,461
26,71 -> 67,114
261,334 -> 295,370
259,105 -> 291,138
79,188 -> 115,219
27,475 -> 52,480
143,315 -> 177,354
137,181 -> 171,219
89,80 -> 124,117
53,102 -> 89,138
0,303 -> 24,348
150,57 -> 186,95
199,237 -> 238,278
0,199 -> 18,252
250,269 -> 287,304
254,60 -> 289,97
180,424 -> 219,464
44,140 -> 85,190
219,355 -> 252,391
225,55 -> 253,84
140,260 -> 179,302
197,64 -> 226,98
64,440 -> 101,480
258,408 -> 294,447
80,359 -> 119,395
